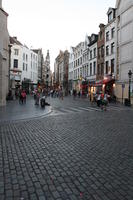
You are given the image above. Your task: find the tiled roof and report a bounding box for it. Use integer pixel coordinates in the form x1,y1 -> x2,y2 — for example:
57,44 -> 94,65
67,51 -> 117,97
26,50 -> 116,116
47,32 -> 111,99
10,36 -> 22,46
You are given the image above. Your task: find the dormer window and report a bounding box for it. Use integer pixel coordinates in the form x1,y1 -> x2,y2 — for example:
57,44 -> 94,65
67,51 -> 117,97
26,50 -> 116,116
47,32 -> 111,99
92,35 -> 95,41
108,11 -> 113,23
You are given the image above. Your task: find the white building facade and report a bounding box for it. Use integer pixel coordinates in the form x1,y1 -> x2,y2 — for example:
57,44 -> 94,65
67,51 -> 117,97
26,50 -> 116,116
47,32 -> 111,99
105,8 -> 116,77
10,37 -> 38,91
115,0 -> 133,104
87,34 -> 98,99
82,35 -> 89,80
73,42 -> 84,92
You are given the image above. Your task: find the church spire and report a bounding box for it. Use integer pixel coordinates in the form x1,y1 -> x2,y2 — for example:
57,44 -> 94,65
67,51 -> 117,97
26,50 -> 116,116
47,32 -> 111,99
46,50 -> 50,64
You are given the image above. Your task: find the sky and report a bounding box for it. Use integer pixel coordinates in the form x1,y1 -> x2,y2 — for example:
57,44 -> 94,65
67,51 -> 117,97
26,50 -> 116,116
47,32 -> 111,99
3,0 -> 116,72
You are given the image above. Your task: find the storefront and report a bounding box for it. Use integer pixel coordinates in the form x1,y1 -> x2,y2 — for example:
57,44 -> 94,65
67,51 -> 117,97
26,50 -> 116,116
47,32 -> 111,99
102,75 -> 115,97
95,75 -> 115,97
88,80 -> 96,101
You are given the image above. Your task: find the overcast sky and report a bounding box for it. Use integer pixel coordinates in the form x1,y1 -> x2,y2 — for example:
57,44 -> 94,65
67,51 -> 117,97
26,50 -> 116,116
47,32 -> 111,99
3,0 -> 116,71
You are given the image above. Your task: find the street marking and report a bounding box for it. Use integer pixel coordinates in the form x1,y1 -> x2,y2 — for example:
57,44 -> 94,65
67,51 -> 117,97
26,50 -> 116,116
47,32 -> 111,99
50,104 -> 133,116
78,107 -> 95,112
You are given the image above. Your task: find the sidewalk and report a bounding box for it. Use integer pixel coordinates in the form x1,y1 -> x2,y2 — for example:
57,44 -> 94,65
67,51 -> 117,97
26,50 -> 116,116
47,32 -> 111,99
0,95 -> 52,122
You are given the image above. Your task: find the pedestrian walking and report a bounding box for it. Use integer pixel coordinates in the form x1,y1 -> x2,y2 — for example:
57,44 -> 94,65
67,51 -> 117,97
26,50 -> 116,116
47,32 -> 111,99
21,90 -> 26,104
102,93 -> 108,111
73,89 -> 77,100
97,93 -> 101,107
35,92 -> 40,105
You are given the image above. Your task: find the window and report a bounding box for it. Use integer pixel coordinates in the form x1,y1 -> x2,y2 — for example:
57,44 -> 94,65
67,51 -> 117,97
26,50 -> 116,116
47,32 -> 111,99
101,63 -> 104,75
111,27 -> 115,38
23,53 -> 25,60
93,62 -> 96,75
90,50 -> 92,60
85,66 -> 86,77
78,59 -> 79,66
106,46 -> 109,56
13,59 -> 18,68
80,57 -> 82,65
23,63 -> 25,71
26,54 -> 28,61
98,64 -> 100,75
98,48 -> 100,59
76,60 -> 77,67
94,48 -> 96,58
111,42 -> 115,54
26,64 -> 28,71
108,12 -> 113,23
90,63 -> 92,76
106,61 -> 109,74
101,46 -> 104,57
87,64 -> 88,76
80,68 -> 82,77
14,49 -> 19,55
74,61 -> 75,67
106,31 -> 109,41
111,59 -> 114,73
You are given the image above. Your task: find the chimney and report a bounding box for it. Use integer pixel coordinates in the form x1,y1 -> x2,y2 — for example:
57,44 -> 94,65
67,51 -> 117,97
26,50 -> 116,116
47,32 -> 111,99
13,36 -> 17,40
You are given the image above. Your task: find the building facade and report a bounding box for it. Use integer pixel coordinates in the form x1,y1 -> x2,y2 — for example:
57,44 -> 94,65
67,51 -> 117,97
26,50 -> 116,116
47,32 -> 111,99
32,48 -> 44,83
68,47 -> 74,92
73,42 -> 84,92
115,0 -> 133,104
10,37 -> 38,92
54,50 -> 69,94
104,8 -> 116,96
97,24 -> 105,82
87,34 -> 98,99
0,0 -> 9,105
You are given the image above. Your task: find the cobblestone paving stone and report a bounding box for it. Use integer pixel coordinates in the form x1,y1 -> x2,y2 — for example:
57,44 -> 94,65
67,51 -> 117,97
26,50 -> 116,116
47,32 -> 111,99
0,102 -> 133,199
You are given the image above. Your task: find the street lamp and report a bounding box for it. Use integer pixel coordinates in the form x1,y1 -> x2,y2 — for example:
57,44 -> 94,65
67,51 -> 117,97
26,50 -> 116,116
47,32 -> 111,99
128,70 -> 132,106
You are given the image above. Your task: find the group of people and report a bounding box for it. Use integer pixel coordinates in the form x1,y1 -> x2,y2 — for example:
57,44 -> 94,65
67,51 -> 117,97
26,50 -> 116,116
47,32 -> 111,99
96,92 -> 109,110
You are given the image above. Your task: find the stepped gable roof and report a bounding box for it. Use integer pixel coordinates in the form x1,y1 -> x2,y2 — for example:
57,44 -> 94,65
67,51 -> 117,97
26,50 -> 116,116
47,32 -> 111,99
10,36 -> 22,45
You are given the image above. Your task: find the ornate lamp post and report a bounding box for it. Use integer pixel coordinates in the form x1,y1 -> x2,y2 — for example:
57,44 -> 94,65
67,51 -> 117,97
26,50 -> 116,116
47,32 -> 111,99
128,70 -> 132,106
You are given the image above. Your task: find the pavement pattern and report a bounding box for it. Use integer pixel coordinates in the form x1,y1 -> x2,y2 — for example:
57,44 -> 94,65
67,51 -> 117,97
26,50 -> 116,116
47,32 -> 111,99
0,96 -> 133,200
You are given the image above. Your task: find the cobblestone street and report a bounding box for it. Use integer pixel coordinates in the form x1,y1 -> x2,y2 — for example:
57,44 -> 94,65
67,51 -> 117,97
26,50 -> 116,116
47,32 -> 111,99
0,97 -> 133,200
